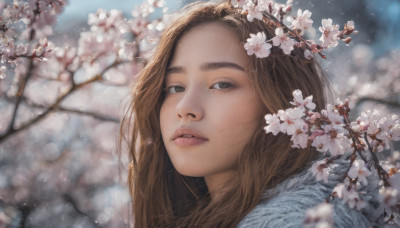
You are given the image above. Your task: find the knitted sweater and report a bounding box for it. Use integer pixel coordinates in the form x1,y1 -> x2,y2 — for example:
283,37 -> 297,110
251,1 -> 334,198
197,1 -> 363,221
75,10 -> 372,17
236,158 -> 382,228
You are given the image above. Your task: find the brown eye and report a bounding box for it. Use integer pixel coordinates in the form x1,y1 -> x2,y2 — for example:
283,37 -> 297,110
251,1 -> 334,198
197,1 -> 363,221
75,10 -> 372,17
165,86 -> 185,93
211,82 -> 233,90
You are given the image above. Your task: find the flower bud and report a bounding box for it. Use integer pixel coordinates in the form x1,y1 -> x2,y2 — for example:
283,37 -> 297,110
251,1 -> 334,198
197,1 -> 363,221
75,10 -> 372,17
343,37 -> 352,44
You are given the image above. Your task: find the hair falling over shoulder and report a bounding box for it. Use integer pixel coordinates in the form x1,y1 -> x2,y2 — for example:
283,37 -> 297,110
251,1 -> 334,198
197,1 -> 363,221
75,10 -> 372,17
119,1 -> 330,227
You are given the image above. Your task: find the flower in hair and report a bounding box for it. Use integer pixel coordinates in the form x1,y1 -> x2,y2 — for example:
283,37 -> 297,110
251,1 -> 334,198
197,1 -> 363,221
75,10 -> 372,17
231,0 -> 248,8
290,89 -> 316,110
242,1 -> 263,22
271,27 -> 295,54
231,0 -> 357,61
244,32 -> 272,58
319,18 -> 340,48
291,9 -> 313,34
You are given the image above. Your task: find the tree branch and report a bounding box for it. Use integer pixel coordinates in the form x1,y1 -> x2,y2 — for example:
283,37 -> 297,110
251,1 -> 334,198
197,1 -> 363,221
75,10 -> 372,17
5,2 -> 41,141
3,95 -> 119,123
51,106 -> 119,123
0,60 -> 123,144
6,56 -> 35,137
62,193 -> 102,228
355,97 -> 400,109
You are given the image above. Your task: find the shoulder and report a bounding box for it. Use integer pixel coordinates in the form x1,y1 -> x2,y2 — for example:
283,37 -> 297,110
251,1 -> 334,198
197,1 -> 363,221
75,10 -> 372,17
236,158 -> 382,228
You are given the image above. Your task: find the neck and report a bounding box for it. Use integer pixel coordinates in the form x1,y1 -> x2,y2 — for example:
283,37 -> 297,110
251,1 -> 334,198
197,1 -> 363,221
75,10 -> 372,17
204,170 -> 236,201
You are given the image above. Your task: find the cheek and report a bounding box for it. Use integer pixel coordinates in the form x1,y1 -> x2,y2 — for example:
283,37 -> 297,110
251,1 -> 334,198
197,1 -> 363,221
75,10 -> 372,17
160,101 -> 174,139
211,96 -> 262,148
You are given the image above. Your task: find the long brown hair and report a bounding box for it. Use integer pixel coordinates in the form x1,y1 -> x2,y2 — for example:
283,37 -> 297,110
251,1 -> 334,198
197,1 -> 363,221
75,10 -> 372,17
120,1 -> 329,227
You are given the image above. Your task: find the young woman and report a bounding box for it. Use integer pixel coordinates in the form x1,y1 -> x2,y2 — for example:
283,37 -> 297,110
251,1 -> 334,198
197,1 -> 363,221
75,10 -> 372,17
121,1 -> 378,227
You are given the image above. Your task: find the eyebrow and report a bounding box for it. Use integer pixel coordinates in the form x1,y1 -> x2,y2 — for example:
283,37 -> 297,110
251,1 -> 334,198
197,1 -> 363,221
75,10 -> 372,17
166,61 -> 245,74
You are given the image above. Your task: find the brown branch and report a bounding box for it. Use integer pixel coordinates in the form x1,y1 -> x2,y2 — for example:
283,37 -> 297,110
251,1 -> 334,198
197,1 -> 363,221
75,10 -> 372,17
4,95 -> 119,123
6,59 -> 35,134
62,193 -> 102,228
355,97 -> 400,109
4,1 -> 42,140
36,103 -> 119,123
0,76 -> 99,143
363,132 -> 390,186
17,201 -> 35,228
52,106 -> 119,123
0,60 -> 122,144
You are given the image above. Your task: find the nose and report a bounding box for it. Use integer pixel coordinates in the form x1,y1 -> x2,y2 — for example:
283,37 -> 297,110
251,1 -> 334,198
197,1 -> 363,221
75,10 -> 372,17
176,88 -> 204,121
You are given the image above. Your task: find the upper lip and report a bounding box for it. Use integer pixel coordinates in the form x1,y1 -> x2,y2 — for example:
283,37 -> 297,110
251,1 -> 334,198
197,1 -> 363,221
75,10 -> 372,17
171,127 -> 208,141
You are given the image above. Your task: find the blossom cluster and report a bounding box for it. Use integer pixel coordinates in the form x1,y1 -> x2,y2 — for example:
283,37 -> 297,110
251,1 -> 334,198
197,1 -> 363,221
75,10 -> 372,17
232,0 -> 357,60
0,0 -> 168,80
0,0 -> 68,79
265,90 -> 400,225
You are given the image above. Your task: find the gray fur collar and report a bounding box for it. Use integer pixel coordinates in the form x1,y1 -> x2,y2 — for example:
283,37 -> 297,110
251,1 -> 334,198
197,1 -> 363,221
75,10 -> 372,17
237,157 -> 383,228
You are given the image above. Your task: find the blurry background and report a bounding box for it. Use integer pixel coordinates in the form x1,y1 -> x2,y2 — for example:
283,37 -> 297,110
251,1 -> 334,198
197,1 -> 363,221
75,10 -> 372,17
0,0 -> 399,227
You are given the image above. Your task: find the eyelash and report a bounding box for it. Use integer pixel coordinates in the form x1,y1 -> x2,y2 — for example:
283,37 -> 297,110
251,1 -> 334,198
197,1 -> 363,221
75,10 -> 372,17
164,81 -> 234,94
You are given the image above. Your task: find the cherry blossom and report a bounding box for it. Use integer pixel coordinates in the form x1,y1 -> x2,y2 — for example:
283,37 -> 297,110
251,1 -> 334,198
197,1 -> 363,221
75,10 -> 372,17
321,104 -> 344,126
2,1 -> 32,23
291,9 -> 313,33
348,160 -> 372,185
242,1 -> 263,22
350,110 -> 378,133
304,203 -> 334,228
319,18 -> 340,48
135,0 -> 155,18
149,0 -> 166,8
350,110 -> 400,153
310,159 -> 331,183
271,27 -> 295,54
270,2 -> 291,19
304,49 -> 313,60
255,0 -> 270,12
231,0 -> 248,8
244,32 -> 272,58
290,89 -> 316,110
233,0 -> 355,60
345,20 -> 355,31
291,122 -> 309,148
333,183 -> 367,210
0,66 -> 6,79
378,114 -> 400,141
379,187 -> 399,212
130,16 -> 147,35
88,9 -> 126,32
264,113 -> 281,136
277,107 -> 305,135
312,125 -> 350,156
264,89 -> 399,221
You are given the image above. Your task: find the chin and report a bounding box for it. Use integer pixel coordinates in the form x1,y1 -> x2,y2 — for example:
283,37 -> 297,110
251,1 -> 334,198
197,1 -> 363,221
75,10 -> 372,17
172,162 -> 208,177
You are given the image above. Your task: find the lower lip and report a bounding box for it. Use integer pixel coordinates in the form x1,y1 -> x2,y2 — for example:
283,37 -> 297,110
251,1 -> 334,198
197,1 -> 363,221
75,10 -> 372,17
173,137 -> 208,147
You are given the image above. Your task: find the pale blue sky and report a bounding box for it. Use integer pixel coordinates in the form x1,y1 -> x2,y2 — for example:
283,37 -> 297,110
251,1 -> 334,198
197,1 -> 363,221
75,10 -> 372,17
56,0 -> 182,31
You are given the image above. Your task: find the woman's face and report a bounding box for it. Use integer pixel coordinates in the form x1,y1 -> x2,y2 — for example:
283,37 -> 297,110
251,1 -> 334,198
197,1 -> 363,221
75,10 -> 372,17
160,22 -> 263,192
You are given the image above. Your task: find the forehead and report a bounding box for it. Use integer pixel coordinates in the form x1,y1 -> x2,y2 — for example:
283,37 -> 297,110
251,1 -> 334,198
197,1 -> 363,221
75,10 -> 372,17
169,22 -> 248,67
